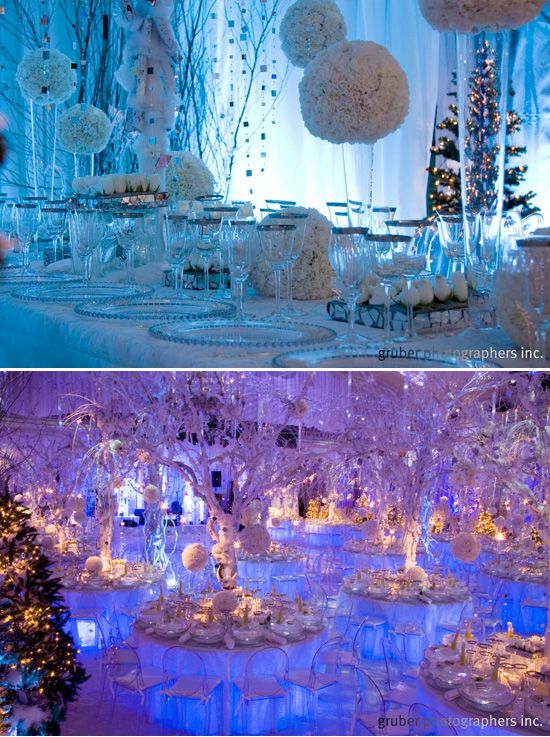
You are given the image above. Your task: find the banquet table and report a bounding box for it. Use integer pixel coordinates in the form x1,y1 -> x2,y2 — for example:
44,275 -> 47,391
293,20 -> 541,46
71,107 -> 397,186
0,262 -> 535,368
132,626 -> 328,735
476,571 -> 548,635
302,522 -> 361,548
338,548 -> 405,572
238,557 -> 306,598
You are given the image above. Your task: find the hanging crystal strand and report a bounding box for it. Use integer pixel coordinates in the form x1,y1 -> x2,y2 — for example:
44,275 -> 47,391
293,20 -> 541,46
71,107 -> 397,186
50,104 -> 58,200
30,100 -> 39,196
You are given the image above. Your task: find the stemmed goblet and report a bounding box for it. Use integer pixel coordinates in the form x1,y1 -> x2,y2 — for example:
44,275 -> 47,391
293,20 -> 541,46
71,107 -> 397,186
267,210 -> 309,318
68,209 -> 105,287
257,223 -> 296,321
391,234 -> 428,339
517,236 -> 550,363
42,203 -> 68,263
227,219 -> 257,322
110,211 -> 144,289
367,234 -> 413,340
203,206 -> 239,295
165,214 -> 193,292
187,217 -> 222,296
328,226 -> 371,349
14,203 -> 40,271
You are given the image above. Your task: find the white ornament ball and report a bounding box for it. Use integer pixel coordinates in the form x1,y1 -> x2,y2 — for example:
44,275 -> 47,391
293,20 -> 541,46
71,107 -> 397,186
16,48 -> 77,106
212,589 -> 239,614
450,532 -> 481,563
399,285 -> 421,307
85,556 -> 104,574
299,40 -> 409,144
280,0 -> 347,68
239,524 -> 271,556
405,565 -> 428,583
418,0 -> 546,33
143,484 -> 160,505
181,543 -> 210,573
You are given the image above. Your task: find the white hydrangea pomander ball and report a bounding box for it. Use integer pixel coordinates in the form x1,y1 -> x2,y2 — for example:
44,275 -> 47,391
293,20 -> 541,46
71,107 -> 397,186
182,543 -> 210,573
299,40 -> 410,144
143,484 -> 161,505
57,104 -> 112,155
405,565 -> 428,583
450,532 -> 481,563
240,499 -> 263,527
418,0 -> 546,33
85,556 -> 104,574
166,152 -> 215,202
239,524 -> 271,556
16,48 -> 77,106
212,589 -> 239,614
280,0 -> 347,68
251,207 -> 335,300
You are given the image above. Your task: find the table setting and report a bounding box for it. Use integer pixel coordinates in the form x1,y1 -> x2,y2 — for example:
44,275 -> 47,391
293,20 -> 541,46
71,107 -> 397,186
237,542 -> 306,597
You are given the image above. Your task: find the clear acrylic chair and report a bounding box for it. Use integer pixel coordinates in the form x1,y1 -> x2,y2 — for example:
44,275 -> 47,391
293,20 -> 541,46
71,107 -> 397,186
520,589 -> 548,635
471,594 -> 510,640
286,637 -> 341,731
234,646 -> 289,734
351,666 -> 410,735
389,621 -> 428,665
161,647 -> 222,734
408,702 -> 458,735
436,600 -> 471,642
381,637 -> 417,706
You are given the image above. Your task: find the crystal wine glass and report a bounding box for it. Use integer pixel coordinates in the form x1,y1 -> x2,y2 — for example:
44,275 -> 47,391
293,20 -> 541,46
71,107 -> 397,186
372,207 -> 396,234
367,234 -> 413,339
257,223 -> 296,321
111,211 -> 144,289
165,214 -> 192,292
203,206 -> 239,296
437,213 -> 466,275
14,203 -> 40,271
328,226 -> 371,348
391,233 -> 428,339
69,209 -> 104,286
227,219 -> 257,321
267,210 -> 309,318
518,236 -> 550,363
187,217 -> 222,296
42,204 -> 68,263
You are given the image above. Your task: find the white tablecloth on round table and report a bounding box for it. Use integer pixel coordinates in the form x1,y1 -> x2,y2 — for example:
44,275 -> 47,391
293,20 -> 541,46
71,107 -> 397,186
337,590 -> 473,662
339,549 -> 405,572
238,558 -> 306,597
132,627 -> 328,734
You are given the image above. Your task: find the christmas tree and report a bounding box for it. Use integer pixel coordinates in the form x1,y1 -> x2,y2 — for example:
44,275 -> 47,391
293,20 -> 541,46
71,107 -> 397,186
474,508 -> 496,536
427,62 -> 539,217
0,482 -> 87,736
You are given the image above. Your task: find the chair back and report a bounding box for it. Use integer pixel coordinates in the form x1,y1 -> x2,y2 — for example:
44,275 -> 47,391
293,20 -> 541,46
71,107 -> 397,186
163,646 -> 211,699
408,702 -> 457,735
243,646 -> 289,696
310,637 -> 342,682
354,666 -> 385,718
381,636 -> 403,690
111,643 -> 142,689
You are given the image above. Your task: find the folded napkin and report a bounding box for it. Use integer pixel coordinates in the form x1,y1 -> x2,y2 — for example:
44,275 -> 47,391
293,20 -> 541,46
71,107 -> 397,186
178,631 -> 192,644
444,689 -> 460,701
223,632 -> 235,650
264,630 -> 287,646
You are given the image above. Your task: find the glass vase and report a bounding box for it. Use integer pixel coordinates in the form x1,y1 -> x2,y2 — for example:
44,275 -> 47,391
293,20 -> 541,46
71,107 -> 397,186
456,30 -> 511,281
342,143 -> 375,229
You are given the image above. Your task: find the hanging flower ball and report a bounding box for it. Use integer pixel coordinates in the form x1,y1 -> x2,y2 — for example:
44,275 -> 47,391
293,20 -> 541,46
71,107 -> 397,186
181,543 -> 210,573
85,555 -> 104,574
280,0 -> 347,68
16,48 -> 77,106
450,532 -> 481,563
418,0 -> 546,33
143,484 -> 161,505
404,565 -> 428,583
212,589 -> 239,614
239,524 -> 271,556
299,40 -> 409,144
57,103 -> 112,155
165,151 -> 215,201
240,500 -> 263,527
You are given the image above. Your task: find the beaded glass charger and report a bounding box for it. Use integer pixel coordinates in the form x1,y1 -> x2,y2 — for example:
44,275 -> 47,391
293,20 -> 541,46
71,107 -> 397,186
272,347 -> 498,368
149,319 -> 336,348
75,297 -> 235,321
12,283 -> 154,303
1,270 -> 82,288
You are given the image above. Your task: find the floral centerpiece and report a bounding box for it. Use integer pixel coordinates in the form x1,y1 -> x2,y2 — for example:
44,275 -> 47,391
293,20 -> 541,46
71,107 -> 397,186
16,48 -> 76,105
418,0 -> 546,33
165,151 -> 215,201
280,0 -> 347,68
57,104 -> 112,155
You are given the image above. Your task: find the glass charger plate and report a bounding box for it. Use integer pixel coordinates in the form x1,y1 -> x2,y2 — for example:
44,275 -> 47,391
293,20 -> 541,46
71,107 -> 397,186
75,297 -> 236,321
12,282 -> 154,303
272,347 -> 499,368
1,271 -> 82,287
149,319 -> 336,348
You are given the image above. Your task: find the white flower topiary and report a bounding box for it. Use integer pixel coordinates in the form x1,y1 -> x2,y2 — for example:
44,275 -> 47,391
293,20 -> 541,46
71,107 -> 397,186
404,565 -> 428,583
212,589 -> 239,614
418,0 -> 546,33
250,207 -> 335,300
181,543 -> 210,572
166,151 -> 215,202
143,484 -> 160,505
280,0 -> 347,68
299,40 -> 409,144
450,531 -> 481,563
57,104 -> 112,155
85,555 -> 104,574
239,524 -> 271,556
16,48 -> 76,106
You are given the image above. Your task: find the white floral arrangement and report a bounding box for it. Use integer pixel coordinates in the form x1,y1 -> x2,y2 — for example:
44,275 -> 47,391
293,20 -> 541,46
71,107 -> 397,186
250,207 -> 335,300
85,555 -> 104,574
166,151 -> 215,201
299,40 -> 409,144
404,565 -> 428,583
16,48 -> 76,106
181,543 -> 210,573
239,524 -> 271,556
418,0 -> 546,33
212,589 -> 239,614
280,0 -> 347,68
450,531 -> 481,563
57,104 -> 112,155
143,484 -> 160,505
72,173 -> 162,196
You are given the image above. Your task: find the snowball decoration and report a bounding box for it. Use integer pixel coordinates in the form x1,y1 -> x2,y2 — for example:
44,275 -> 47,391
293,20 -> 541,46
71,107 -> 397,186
212,590 -> 239,614
165,152 -> 215,202
251,207 -> 335,300
181,543 -> 210,572
143,484 -> 161,505
405,565 -> 428,583
299,41 -> 409,144
280,0 -> 347,68
16,48 -> 76,106
418,0 -> 546,33
57,104 -> 112,155
85,555 -> 104,574
450,532 -> 481,563
239,524 -> 271,556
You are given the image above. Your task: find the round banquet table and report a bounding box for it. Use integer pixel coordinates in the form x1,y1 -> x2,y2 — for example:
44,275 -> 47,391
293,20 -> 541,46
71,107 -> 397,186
303,522 -> 361,548
268,521 -> 298,543
63,582 -> 159,645
476,571 -> 548,635
339,548 -> 405,572
132,626 -> 328,735
337,590 -> 473,663
238,557 -> 306,598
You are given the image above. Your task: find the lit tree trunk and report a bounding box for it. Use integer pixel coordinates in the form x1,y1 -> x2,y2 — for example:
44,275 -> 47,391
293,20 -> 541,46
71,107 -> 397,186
402,513 -> 421,569
208,512 -> 239,590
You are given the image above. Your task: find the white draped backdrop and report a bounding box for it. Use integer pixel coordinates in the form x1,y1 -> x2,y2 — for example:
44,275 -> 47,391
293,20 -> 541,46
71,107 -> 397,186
1,0 -> 549,219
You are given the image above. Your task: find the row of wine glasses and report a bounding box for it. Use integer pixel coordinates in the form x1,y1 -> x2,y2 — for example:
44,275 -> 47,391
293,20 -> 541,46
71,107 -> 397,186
4,197 -> 70,271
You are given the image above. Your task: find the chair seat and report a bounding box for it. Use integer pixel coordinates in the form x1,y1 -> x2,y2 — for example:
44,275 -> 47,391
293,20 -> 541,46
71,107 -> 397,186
320,650 -> 357,667
163,675 -> 221,700
234,675 -> 286,699
287,668 -> 338,692
386,683 -> 417,706
112,667 -> 164,692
